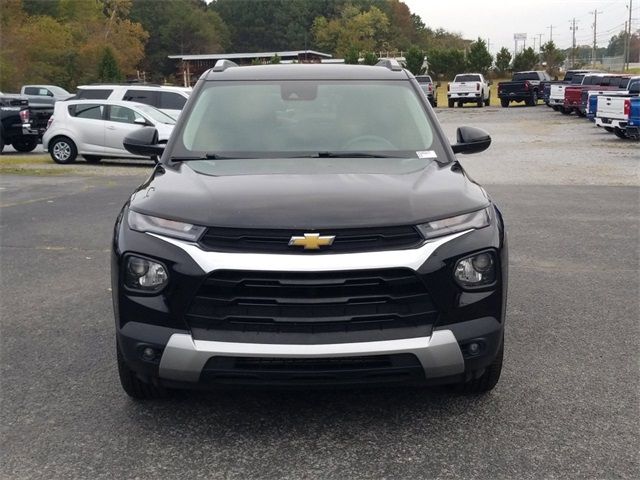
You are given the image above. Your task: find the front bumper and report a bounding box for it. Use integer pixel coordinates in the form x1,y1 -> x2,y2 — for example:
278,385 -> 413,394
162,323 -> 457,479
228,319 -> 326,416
113,205 -> 508,388
118,316 -> 503,387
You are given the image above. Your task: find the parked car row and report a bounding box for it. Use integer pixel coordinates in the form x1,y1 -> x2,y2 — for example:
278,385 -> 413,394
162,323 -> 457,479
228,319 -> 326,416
543,72 -> 640,140
0,83 -> 190,161
423,70 -> 550,109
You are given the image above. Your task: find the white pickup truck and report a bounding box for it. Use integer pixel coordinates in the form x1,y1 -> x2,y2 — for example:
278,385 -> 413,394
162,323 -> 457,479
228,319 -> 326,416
447,73 -> 491,108
595,78 -> 640,139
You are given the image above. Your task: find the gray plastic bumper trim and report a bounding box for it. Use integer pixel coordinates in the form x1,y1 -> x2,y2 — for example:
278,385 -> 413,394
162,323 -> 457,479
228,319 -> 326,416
158,330 -> 465,383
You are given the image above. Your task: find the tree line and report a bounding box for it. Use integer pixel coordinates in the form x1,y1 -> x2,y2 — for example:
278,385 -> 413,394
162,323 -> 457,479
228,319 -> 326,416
1,0 -> 637,92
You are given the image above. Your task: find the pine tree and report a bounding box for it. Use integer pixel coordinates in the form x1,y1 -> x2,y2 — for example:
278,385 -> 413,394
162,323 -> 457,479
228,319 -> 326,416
97,46 -> 122,82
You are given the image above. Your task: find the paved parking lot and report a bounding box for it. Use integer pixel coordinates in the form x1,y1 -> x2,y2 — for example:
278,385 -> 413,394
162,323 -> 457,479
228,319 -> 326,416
1,106 -> 638,479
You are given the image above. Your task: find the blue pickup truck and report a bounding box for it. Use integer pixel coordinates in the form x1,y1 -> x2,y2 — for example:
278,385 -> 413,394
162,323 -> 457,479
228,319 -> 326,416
625,97 -> 640,140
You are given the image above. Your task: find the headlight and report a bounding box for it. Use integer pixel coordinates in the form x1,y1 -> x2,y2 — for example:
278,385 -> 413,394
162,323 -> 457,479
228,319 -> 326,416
454,251 -> 496,287
128,210 -> 205,241
416,208 -> 490,239
124,255 -> 168,291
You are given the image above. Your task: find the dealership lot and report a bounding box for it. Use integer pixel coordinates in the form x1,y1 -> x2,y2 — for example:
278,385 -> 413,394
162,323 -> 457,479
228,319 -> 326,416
1,107 -> 638,479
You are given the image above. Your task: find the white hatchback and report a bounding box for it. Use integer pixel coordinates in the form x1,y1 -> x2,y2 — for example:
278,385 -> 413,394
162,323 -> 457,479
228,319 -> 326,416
43,100 -> 175,164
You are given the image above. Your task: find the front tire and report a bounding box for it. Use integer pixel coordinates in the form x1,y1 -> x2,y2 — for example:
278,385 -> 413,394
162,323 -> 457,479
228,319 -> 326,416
448,99 -> 455,108
117,343 -> 168,400
484,93 -> 490,106
49,136 -> 77,164
527,91 -> 538,106
453,338 -> 504,394
12,138 -> 38,152
477,97 -> 484,108
500,99 -> 509,108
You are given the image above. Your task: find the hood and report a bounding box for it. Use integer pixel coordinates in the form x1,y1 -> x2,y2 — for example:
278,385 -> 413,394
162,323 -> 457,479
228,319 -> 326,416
129,158 -> 489,229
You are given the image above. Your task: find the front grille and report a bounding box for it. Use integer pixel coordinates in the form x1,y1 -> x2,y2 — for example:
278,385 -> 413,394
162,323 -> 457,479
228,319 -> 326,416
198,225 -> 423,254
200,353 -> 425,386
186,268 -> 437,344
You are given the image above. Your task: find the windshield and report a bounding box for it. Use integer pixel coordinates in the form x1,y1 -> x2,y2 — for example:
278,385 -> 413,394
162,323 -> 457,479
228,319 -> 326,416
137,104 -> 176,124
178,80 -> 441,159
455,75 -> 481,82
512,73 -> 539,81
415,75 -> 432,83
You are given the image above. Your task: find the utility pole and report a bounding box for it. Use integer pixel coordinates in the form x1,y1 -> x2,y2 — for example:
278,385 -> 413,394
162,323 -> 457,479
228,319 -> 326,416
590,10 -> 603,68
537,33 -> 544,51
626,0 -> 633,70
570,19 -> 579,68
623,21 -> 629,71
547,24 -> 556,42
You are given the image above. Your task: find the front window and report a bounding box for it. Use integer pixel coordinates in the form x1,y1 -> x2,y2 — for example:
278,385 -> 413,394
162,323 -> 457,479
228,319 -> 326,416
179,81 -> 440,158
108,105 -> 138,124
137,105 -> 176,124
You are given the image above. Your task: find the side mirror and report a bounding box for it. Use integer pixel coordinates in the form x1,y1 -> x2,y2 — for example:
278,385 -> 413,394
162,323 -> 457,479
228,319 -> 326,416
451,126 -> 491,155
123,127 -> 165,158
134,117 -> 148,126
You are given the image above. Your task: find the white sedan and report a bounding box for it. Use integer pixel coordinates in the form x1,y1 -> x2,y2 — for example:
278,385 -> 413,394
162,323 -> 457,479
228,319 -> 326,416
43,99 -> 175,164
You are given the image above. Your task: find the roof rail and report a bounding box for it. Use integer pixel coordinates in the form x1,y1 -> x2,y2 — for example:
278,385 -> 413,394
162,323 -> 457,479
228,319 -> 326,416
213,59 -> 239,72
375,58 -> 403,71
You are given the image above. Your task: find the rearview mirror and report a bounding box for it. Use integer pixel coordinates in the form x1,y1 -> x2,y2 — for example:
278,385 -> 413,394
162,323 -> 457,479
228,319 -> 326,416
123,127 -> 165,158
451,126 -> 491,154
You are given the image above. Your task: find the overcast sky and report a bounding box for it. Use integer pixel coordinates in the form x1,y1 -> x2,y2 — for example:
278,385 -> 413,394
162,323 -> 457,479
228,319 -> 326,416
404,0 -> 638,54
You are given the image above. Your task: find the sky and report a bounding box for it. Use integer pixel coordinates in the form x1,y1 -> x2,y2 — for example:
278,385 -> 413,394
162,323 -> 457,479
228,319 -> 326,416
404,0 -> 638,54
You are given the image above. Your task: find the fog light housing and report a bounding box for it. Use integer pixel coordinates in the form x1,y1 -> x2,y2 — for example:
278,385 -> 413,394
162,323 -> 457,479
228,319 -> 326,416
454,251 -> 496,287
125,255 -> 168,292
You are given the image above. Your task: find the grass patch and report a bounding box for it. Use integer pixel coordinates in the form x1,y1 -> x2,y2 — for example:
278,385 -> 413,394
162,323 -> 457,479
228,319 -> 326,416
0,166 -> 73,176
0,154 -> 51,165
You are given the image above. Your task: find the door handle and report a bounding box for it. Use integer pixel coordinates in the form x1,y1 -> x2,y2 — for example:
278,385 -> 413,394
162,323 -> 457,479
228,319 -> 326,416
107,126 -> 116,130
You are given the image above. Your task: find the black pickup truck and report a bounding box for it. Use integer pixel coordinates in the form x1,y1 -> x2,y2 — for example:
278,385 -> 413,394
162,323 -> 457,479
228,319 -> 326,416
0,95 -> 53,152
498,71 -> 551,107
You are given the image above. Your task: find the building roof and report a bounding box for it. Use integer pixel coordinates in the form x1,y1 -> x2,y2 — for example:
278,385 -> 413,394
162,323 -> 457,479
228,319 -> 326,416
169,50 -> 332,61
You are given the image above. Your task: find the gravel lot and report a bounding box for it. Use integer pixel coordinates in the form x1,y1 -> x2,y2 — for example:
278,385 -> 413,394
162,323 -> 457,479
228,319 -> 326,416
1,106 -> 639,479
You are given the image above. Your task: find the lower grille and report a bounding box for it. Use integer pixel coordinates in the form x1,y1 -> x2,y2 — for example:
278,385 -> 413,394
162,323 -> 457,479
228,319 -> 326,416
186,268 -> 437,344
200,353 -> 425,386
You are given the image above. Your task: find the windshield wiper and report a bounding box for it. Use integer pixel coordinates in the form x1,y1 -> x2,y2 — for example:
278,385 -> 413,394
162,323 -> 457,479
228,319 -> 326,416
313,152 -> 400,158
169,153 -> 245,162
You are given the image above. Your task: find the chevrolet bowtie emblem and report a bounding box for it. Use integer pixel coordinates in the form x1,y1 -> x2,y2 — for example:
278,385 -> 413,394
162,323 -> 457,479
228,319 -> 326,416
288,233 -> 336,250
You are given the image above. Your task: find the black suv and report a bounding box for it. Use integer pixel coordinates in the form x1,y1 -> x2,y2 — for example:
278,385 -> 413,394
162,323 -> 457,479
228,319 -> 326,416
113,59 -> 508,399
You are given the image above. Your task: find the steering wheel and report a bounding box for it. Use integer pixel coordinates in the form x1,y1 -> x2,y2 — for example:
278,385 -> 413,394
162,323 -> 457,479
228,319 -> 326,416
342,135 -> 397,151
